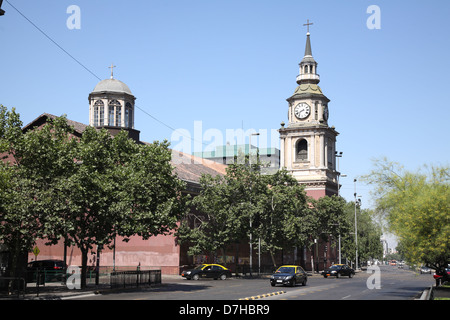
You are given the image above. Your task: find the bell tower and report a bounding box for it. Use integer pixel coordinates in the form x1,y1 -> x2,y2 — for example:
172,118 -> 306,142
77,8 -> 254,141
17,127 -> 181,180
279,25 -> 339,199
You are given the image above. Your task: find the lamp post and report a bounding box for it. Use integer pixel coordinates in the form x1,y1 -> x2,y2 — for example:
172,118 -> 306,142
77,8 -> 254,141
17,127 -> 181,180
354,179 -> 361,270
335,151 -> 344,264
248,133 -> 260,276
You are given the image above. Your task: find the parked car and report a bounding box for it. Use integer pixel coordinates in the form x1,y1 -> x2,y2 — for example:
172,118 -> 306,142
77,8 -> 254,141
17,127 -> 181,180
27,259 -> 67,282
181,264 -> 232,280
270,265 -> 307,287
433,268 -> 450,280
322,264 -> 355,278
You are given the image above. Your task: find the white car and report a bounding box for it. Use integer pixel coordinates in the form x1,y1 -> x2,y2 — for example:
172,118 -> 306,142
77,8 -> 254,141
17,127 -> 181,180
420,266 -> 431,274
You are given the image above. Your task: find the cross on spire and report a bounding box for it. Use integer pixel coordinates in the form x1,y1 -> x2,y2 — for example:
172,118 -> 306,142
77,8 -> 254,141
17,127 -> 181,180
303,19 -> 313,34
109,63 -> 116,79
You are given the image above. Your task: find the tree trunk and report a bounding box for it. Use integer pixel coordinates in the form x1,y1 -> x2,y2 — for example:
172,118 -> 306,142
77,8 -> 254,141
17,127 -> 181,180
270,250 -> 277,268
80,247 -> 88,289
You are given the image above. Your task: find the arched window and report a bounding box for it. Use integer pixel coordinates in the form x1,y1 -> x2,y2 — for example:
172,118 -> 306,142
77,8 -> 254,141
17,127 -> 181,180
115,105 -> 121,127
296,139 -> 308,161
125,102 -> 133,128
108,100 -> 121,126
93,100 -> 104,126
304,65 -> 309,74
93,100 -> 105,127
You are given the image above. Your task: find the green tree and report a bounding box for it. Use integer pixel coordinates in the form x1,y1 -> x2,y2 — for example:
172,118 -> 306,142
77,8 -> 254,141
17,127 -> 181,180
177,162 -> 265,262
363,158 -> 449,278
52,127 -> 186,288
177,161 -> 348,268
0,106 -> 75,282
340,202 -> 383,266
1,107 -> 186,288
257,169 -> 313,266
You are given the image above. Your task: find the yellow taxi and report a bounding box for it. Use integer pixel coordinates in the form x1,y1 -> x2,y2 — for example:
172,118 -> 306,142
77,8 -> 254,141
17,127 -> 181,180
270,265 -> 307,287
181,264 -> 232,280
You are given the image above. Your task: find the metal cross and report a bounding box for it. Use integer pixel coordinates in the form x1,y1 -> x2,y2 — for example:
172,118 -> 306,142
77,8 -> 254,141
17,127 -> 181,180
109,63 -> 116,79
303,19 -> 313,33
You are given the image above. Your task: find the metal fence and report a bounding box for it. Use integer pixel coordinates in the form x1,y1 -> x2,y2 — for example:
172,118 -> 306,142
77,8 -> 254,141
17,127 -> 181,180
110,270 -> 161,289
234,264 -> 278,277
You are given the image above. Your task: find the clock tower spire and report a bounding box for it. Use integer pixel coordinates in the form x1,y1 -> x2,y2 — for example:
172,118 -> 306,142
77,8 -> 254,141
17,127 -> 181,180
279,25 -> 339,199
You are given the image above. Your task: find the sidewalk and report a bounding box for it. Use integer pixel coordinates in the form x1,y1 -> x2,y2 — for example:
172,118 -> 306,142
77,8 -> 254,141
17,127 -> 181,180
0,276 -> 171,300
0,281 -> 108,300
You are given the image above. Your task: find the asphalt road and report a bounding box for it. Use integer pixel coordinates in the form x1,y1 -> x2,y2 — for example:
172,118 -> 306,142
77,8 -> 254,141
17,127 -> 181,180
75,265 -> 434,301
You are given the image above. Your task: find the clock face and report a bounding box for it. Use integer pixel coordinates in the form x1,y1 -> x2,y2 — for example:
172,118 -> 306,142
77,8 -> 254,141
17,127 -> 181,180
294,103 -> 311,119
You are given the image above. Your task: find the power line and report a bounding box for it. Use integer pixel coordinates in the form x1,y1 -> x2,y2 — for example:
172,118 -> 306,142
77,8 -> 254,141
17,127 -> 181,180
5,0 -> 207,147
5,0 -> 101,81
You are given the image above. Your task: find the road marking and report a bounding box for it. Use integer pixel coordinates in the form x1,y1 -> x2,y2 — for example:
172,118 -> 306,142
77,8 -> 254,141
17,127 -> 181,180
341,295 -> 351,300
239,291 -> 286,300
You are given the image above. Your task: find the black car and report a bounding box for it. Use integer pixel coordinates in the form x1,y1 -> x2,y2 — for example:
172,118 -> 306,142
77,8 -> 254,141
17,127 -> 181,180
181,264 -> 232,280
27,259 -> 67,282
322,264 -> 355,278
270,265 -> 307,287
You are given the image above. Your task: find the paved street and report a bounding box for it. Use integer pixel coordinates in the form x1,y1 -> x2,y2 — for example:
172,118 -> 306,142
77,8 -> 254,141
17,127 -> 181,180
74,265 -> 434,300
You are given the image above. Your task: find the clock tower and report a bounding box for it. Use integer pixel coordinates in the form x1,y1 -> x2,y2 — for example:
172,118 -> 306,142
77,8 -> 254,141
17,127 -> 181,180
279,29 -> 339,199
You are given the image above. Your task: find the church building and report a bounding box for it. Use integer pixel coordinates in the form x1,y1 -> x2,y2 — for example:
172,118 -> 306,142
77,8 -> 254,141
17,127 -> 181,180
12,25 -> 341,275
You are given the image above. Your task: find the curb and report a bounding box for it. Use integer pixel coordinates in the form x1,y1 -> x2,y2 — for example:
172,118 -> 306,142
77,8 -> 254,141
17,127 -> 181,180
416,285 -> 433,300
239,291 -> 286,300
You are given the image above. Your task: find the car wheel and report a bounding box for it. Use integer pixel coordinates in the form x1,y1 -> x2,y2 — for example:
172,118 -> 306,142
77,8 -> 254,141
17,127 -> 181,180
349,273 -> 354,278
220,274 -> 227,280
271,282 -> 275,287
323,275 -> 328,278
336,273 -> 341,279
290,279 -> 295,287
302,279 -> 307,286
192,274 -> 199,280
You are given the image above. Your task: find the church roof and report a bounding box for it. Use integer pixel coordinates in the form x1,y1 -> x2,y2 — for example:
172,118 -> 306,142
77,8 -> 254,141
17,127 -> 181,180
300,33 -> 316,64
304,32 -> 313,57
293,83 -> 323,95
91,78 -> 133,95
21,113 -> 227,187
22,113 -> 88,136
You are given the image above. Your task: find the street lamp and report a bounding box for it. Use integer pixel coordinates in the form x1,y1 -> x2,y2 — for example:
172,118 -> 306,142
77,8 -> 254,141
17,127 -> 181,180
335,151 -> 344,264
248,132 -> 261,275
354,179 -> 362,270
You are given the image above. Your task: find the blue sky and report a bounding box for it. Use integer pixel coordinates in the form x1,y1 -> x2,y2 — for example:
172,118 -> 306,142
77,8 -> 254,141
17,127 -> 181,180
1,0 -> 449,225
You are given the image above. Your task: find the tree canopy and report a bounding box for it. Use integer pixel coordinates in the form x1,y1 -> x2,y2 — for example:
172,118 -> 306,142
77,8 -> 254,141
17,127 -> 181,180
363,158 -> 449,277
176,159 -> 349,267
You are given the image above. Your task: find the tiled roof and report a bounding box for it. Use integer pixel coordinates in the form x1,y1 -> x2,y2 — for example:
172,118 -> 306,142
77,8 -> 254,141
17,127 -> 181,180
170,150 -> 227,183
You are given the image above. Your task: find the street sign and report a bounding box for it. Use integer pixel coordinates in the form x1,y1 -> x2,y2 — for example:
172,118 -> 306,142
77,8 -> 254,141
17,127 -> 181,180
33,246 -> 40,257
